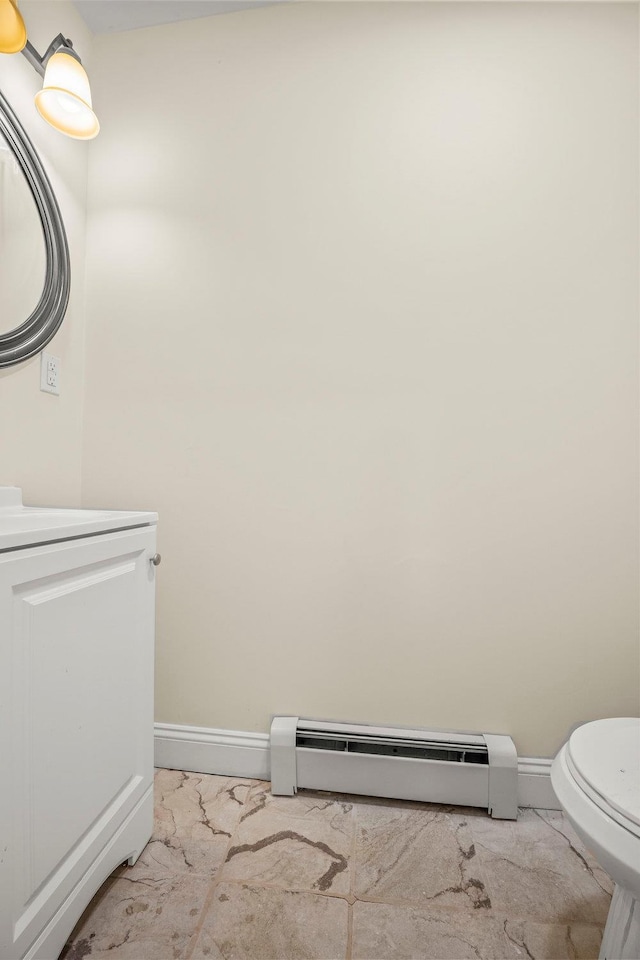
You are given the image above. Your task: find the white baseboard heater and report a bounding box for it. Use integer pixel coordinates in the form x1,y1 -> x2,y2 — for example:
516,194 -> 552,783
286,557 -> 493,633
270,716 -> 518,820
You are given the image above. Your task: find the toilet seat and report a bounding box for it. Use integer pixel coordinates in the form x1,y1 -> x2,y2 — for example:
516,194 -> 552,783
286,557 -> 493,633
566,718 -> 640,839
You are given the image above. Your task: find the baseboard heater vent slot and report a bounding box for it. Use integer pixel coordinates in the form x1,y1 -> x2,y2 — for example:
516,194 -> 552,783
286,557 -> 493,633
271,717 -> 518,819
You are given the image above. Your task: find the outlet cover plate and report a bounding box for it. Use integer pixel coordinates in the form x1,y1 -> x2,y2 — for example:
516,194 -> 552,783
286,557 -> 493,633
40,352 -> 60,395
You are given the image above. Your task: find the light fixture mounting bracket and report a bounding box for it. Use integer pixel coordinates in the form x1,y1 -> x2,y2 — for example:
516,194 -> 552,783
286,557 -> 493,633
21,34 -> 79,78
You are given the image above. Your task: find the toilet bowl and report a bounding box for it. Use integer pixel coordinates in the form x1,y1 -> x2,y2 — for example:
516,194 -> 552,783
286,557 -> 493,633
551,717 -> 640,960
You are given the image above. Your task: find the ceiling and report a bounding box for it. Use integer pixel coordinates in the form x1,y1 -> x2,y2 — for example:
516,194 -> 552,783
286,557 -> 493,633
72,0 -> 286,35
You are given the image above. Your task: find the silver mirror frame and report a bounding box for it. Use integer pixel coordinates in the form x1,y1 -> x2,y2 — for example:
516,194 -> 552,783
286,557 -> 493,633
0,89 -> 70,368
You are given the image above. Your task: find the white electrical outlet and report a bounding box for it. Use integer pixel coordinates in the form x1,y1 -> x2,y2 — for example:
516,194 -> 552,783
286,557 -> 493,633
40,351 -> 60,395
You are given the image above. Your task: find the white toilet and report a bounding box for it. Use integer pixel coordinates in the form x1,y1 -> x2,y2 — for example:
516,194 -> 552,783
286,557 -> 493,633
551,717 -> 640,960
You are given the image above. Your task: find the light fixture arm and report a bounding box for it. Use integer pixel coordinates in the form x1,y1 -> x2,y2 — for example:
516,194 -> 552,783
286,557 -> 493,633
21,34 -> 80,78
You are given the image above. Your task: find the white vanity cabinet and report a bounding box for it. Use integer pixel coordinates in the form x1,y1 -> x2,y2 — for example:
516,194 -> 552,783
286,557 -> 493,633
0,488 -> 158,960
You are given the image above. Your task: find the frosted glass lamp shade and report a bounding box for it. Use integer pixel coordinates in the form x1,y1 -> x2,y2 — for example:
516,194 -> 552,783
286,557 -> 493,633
0,0 -> 27,53
34,50 -> 99,140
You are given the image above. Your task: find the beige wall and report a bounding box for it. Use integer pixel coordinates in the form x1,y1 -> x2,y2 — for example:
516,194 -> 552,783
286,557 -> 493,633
0,1 -> 93,506
82,2 -> 639,757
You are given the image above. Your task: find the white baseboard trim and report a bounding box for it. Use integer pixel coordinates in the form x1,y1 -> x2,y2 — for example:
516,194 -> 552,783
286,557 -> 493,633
154,723 -> 560,811
517,757 -> 559,810
154,723 -> 270,781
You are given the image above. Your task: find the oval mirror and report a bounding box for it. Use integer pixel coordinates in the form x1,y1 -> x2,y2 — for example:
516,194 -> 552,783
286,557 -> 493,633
0,128 -> 47,332
0,89 -> 70,367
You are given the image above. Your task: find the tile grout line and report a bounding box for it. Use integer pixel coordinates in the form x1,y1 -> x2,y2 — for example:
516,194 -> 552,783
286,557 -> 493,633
183,778 -> 263,959
209,875 -> 349,900
183,877 -> 219,960
181,873 -> 609,931
346,800 -> 358,960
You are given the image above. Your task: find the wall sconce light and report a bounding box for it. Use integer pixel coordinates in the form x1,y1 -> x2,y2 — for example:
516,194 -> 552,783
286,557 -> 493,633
0,0 -> 99,140
23,36 -> 99,140
0,0 -> 27,54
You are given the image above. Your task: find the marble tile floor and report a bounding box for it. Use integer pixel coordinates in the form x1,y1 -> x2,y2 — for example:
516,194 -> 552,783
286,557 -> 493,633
60,769 -> 613,960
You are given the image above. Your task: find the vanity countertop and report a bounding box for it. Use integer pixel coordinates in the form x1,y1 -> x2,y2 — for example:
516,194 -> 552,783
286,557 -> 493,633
0,487 -> 157,552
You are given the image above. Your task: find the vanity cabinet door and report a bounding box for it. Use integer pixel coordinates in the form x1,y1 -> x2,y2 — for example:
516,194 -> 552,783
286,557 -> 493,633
0,526 -> 156,960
